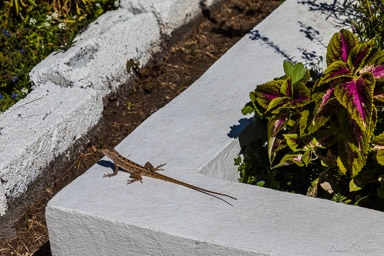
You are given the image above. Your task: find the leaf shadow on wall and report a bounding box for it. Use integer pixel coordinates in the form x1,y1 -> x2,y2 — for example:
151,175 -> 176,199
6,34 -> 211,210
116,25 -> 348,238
297,0 -> 357,29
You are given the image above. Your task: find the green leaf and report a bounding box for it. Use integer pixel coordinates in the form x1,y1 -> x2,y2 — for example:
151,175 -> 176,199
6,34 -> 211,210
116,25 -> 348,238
307,177 -> 319,197
372,132 -> 384,165
372,131 -> 384,146
336,155 -> 348,175
95,8 -> 104,16
378,186 -> 384,199
283,134 -> 299,151
349,179 -> 363,192
283,61 -> 308,85
256,180 -> 265,187
249,92 -> 265,117
302,150 -> 311,166
299,109 -> 310,136
241,102 -> 255,115
272,153 -> 305,168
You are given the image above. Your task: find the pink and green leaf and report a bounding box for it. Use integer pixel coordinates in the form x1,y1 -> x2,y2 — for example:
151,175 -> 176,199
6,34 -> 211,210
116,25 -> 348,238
326,29 -> 358,65
347,38 -> 375,70
272,153 -> 305,169
315,88 -> 334,113
265,97 -> 290,114
334,73 -> 375,131
255,80 -> 285,110
256,77 -> 310,116
373,93 -> 384,103
279,77 -> 292,97
267,115 -> 290,164
360,65 -> 384,78
367,50 -> 384,66
336,109 -> 373,178
337,139 -> 365,178
267,115 -> 288,138
289,81 -> 311,107
306,92 -> 335,135
302,150 -> 311,167
317,61 -> 350,87
283,134 -> 299,152
268,135 -> 287,165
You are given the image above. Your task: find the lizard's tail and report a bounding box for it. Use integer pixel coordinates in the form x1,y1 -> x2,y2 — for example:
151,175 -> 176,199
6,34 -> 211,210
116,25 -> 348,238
151,172 -> 237,200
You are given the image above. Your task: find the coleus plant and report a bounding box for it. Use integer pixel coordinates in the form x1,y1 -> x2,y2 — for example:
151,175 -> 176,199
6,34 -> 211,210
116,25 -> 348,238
242,29 -> 384,198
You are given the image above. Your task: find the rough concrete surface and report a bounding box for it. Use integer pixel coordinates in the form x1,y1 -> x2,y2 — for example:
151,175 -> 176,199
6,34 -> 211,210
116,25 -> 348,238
30,10 -> 160,91
120,0 -> 217,35
0,82 -> 102,215
46,0 -> 384,256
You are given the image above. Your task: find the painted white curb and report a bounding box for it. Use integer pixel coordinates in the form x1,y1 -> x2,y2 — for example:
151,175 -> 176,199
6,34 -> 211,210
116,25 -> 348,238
0,0 -> 222,237
46,1 -> 384,255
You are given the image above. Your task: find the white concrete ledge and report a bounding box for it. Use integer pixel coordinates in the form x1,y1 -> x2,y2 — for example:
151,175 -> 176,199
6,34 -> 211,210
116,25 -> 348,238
0,0 -> 222,238
46,0 -> 384,255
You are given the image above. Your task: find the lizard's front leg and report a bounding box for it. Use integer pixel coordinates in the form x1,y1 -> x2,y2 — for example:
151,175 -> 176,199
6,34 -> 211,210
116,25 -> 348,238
127,173 -> 143,184
103,163 -> 120,178
144,162 -> 166,172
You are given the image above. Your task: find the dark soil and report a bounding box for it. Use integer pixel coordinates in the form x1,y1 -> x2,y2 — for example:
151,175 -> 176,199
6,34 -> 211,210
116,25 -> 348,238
0,0 -> 283,255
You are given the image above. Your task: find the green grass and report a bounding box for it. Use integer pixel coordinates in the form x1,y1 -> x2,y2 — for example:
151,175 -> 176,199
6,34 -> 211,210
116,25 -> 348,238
0,0 -> 119,112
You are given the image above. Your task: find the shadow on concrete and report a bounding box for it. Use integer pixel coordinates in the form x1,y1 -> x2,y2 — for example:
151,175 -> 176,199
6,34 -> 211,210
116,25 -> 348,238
247,1 -> 358,72
296,20 -> 326,73
227,118 -> 252,138
248,29 -> 296,63
229,117 -> 268,157
97,159 -> 116,172
297,0 -> 356,28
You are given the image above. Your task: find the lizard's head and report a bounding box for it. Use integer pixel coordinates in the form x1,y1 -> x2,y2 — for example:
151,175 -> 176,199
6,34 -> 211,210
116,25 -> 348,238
100,148 -> 110,156
92,146 -> 108,155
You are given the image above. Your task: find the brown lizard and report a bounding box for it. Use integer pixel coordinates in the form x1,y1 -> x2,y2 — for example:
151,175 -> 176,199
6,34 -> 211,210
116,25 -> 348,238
100,148 -> 237,200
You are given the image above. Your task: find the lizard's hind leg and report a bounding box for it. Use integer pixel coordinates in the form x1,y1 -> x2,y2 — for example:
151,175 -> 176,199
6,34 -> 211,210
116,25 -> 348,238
144,162 -> 166,172
127,173 -> 143,184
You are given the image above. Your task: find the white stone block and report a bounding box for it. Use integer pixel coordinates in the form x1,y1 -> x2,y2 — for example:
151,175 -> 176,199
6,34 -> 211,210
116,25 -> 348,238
30,10 -> 160,91
0,82 -> 103,216
120,0 -> 218,36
